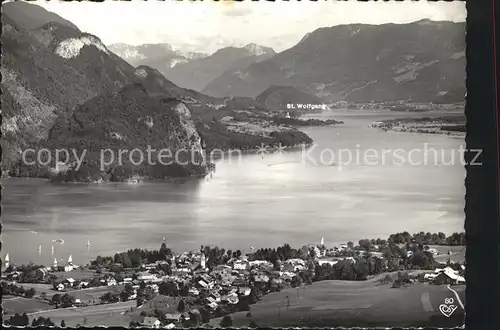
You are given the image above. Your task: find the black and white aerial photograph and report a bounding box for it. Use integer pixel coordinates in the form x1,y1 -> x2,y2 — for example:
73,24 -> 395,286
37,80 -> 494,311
1,0 -> 467,328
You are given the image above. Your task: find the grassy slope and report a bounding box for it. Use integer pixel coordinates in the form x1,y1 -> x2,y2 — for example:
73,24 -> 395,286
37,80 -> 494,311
210,277 -> 465,328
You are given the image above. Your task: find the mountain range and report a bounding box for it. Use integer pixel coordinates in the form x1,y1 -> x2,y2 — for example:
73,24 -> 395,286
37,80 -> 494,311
1,2 -> 466,179
202,20 -> 466,103
109,42 -> 276,92
108,43 -> 209,68
108,20 -> 465,104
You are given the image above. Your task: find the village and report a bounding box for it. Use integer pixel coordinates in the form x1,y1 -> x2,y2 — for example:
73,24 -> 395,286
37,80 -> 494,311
1,234 -> 466,328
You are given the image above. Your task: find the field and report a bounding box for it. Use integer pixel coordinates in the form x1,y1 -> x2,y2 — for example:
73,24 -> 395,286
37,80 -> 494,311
26,301 -> 135,327
3,297 -> 54,315
65,285 -> 125,303
50,269 -> 112,281
125,294 -> 183,322
210,276 -> 465,328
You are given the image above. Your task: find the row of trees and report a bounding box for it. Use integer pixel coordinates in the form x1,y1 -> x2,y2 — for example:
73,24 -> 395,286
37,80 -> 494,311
252,244 -> 306,264
91,243 -> 173,269
387,231 -> 465,246
3,313 -> 64,327
3,263 -> 55,284
50,293 -> 77,308
201,246 -> 243,269
1,281 -> 36,298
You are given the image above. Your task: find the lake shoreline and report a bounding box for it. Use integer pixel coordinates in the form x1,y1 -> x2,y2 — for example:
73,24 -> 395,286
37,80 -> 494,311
370,115 -> 466,137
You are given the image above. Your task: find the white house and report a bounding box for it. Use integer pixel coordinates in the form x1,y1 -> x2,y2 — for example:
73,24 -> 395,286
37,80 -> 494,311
109,277 -> 118,286
208,291 -> 221,302
137,272 -> 156,282
233,261 -> 248,270
164,313 -> 182,323
424,273 -> 438,281
227,295 -> 239,305
238,287 -> 251,296
63,278 -> 76,287
147,284 -> 159,293
207,301 -> 218,310
285,259 -> 306,266
318,260 -> 339,267
188,287 -> 200,296
248,260 -> 272,268
254,275 -> 269,283
141,316 -> 161,328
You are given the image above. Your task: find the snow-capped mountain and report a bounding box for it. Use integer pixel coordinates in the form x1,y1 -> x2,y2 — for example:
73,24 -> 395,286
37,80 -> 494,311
108,43 -> 178,65
243,43 -> 274,56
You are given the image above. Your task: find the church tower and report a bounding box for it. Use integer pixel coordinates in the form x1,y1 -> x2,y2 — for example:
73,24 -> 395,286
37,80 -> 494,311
4,253 -> 9,269
201,252 -> 206,269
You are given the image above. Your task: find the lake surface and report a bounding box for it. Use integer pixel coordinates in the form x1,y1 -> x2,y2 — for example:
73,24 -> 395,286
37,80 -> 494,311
1,109 -> 466,265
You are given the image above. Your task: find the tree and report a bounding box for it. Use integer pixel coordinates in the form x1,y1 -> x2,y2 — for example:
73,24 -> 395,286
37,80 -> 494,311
249,320 -> 258,328
180,284 -> 189,297
358,239 -> 372,251
160,242 -> 169,258
124,283 -> 135,294
24,287 -> 36,298
291,275 -> 303,288
411,251 -> 433,269
114,273 -> 124,283
60,293 -> 76,308
177,299 -> 186,313
200,308 -> 211,324
159,281 -> 179,296
52,293 -> 62,308
20,313 -> 29,326
354,259 -> 369,280
249,288 -> 260,304
60,320 -> 66,327
120,290 -> 131,302
220,315 -> 233,327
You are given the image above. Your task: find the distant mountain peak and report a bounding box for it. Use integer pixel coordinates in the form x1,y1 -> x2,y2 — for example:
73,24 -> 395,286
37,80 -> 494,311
243,43 -> 275,56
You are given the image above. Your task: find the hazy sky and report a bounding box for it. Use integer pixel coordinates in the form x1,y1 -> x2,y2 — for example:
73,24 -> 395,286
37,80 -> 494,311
38,0 -> 466,54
